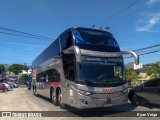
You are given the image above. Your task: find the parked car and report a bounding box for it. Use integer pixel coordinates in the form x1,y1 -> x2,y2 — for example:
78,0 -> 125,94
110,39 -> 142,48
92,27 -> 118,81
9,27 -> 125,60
128,78 -> 160,106
6,82 -> 14,88
13,83 -> 18,88
0,83 -> 6,92
2,83 -> 12,91
8,82 -> 18,88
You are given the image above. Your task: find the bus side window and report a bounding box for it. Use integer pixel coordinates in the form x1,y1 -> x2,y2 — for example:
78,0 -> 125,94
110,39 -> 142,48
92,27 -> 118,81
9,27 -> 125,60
40,72 -> 46,82
68,65 -> 75,81
36,74 -> 40,82
60,30 -> 73,50
66,34 -> 72,49
47,69 -> 60,82
64,63 -> 75,81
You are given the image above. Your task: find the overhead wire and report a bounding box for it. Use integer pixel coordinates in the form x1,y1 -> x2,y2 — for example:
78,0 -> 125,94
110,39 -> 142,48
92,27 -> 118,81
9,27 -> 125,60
0,26 -> 53,41
124,49 -> 160,59
109,1 -> 154,35
124,44 -> 160,59
95,0 -> 140,26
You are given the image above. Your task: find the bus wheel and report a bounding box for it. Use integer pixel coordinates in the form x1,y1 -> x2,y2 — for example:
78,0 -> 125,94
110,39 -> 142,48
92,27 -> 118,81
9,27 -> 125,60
131,94 -> 139,106
58,90 -> 66,109
51,89 -> 58,106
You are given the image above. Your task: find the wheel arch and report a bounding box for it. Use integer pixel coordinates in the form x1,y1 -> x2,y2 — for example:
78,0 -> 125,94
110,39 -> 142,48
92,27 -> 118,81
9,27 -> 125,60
128,91 -> 134,101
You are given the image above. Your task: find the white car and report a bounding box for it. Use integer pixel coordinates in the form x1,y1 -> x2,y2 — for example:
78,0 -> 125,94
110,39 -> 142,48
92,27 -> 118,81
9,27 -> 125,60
2,83 -> 12,91
13,83 -> 18,88
6,82 -> 14,88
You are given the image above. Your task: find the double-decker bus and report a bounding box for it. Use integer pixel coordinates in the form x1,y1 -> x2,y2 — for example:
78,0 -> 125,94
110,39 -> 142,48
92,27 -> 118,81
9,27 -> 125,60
32,27 -> 139,109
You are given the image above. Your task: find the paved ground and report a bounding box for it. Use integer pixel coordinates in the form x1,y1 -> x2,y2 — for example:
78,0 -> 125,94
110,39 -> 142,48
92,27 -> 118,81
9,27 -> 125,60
0,87 -> 160,120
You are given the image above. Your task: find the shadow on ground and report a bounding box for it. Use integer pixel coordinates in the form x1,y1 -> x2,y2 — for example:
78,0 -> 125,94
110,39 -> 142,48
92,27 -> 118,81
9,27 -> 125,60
35,94 -> 137,117
138,104 -> 160,109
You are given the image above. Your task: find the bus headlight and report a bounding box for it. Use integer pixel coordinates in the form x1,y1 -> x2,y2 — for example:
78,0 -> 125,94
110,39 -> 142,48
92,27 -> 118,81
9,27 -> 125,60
78,90 -> 92,96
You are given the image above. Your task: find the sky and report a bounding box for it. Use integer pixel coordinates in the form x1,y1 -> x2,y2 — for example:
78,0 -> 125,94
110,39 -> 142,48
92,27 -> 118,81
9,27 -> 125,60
0,0 -> 160,65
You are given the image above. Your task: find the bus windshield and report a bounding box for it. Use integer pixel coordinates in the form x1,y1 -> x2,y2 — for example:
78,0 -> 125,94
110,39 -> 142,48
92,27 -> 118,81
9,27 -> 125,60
78,63 -> 124,84
73,29 -> 120,52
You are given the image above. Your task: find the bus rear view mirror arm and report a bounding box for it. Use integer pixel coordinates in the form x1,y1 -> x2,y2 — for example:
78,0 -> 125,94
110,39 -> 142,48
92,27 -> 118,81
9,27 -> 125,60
121,50 -> 139,65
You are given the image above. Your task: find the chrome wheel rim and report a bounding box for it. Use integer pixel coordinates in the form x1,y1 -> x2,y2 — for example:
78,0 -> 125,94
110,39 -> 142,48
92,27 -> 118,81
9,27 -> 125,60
52,91 -> 56,103
59,92 -> 62,105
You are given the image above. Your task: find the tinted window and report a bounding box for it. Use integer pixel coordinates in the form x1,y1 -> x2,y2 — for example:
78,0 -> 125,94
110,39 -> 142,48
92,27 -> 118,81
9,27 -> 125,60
158,79 -> 160,86
47,69 -> 60,82
36,72 -> 46,82
144,79 -> 159,87
62,53 -> 76,81
33,39 -> 60,67
78,63 -> 124,83
64,63 -> 75,81
60,30 -> 73,50
73,29 -> 120,52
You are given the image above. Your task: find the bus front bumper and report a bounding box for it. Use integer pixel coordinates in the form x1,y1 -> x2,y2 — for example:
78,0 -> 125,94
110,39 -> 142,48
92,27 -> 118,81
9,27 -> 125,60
71,93 -> 128,109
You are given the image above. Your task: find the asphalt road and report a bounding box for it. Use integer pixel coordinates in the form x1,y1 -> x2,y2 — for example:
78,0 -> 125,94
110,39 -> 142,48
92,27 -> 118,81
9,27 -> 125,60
0,87 -> 160,120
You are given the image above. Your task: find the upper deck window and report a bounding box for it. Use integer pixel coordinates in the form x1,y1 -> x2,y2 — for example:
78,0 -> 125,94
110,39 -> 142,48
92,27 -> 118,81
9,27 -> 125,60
74,29 -> 119,48
60,30 -> 73,50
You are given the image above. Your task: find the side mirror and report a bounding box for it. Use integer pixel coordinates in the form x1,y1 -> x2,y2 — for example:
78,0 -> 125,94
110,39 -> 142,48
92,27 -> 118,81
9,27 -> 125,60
121,50 -> 139,65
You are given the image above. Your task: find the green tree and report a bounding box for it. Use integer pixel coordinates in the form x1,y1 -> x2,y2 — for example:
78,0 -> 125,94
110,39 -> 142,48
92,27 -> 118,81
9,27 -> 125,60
0,64 -> 5,74
145,62 -> 160,79
8,64 -> 28,75
125,68 -> 141,86
19,74 -> 28,85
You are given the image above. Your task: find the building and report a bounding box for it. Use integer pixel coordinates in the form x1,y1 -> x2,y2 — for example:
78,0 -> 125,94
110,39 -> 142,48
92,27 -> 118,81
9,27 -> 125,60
125,62 -> 151,85
135,68 -> 151,85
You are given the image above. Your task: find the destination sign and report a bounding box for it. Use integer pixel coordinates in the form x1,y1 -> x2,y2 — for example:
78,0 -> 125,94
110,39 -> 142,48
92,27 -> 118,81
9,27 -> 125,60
80,49 -> 122,57
81,56 -> 122,63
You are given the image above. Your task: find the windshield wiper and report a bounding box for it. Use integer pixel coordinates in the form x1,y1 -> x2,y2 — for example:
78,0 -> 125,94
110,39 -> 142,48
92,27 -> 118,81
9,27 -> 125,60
79,80 -> 94,85
90,80 -> 111,84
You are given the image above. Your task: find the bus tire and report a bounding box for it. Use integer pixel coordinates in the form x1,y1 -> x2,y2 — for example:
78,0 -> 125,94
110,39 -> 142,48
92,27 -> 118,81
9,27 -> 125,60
51,88 -> 58,106
58,90 -> 66,109
131,94 -> 139,106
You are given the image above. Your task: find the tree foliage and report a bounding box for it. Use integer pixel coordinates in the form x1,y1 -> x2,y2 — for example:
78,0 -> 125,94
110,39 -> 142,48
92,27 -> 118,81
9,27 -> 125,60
125,68 -> 141,86
21,74 -> 28,80
145,62 -> 160,79
8,64 -> 28,75
19,74 -> 28,85
0,64 -> 5,73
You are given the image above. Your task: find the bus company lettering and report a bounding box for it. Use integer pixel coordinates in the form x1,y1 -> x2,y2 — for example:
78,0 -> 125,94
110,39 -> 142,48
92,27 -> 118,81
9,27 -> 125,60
49,62 -> 54,67
49,60 -> 60,67
89,51 -> 120,57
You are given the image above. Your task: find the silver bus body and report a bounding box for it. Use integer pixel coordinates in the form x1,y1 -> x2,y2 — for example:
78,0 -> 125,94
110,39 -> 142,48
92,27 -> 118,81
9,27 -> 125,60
32,27 -> 139,109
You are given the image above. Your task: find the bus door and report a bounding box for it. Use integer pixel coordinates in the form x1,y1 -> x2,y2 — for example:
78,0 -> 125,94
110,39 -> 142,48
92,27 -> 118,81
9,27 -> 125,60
64,62 -> 76,104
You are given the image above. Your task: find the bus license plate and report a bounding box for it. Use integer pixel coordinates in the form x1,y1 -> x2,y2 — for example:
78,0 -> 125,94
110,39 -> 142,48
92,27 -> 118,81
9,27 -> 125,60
104,99 -> 112,107
107,98 -> 111,104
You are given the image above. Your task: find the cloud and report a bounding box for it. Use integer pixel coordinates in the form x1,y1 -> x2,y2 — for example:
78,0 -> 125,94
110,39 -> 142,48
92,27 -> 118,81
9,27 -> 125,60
135,13 -> 160,32
146,0 -> 158,5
